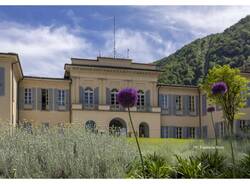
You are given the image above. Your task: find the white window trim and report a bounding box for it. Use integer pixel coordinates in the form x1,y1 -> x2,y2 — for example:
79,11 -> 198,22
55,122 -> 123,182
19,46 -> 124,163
177,127 -> 182,138
111,89 -> 119,110
176,96 -> 183,114
137,90 -> 145,111
84,88 -> 94,108
189,96 -> 196,114
24,88 -> 32,105
58,89 -> 66,106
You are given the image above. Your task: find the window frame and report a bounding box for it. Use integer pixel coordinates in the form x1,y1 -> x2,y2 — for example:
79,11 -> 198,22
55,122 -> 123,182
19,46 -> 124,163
188,96 -> 195,113
175,95 -> 182,111
84,87 -> 94,108
24,88 -> 32,105
58,89 -> 66,106
176,127 -> 182,138
162,95 -> 168,110
110,89 -> 119,110
137,90 -> 145,111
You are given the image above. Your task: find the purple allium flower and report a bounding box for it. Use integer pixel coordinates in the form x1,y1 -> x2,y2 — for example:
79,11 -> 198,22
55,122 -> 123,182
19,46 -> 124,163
207,106 -> 215,113
117,88 -> 138,108
211,82 -> 228,95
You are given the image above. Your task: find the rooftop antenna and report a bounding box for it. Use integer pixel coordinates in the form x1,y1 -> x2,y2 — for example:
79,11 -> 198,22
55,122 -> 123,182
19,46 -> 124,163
113,16 -> 116,59
127,48 -> 130,59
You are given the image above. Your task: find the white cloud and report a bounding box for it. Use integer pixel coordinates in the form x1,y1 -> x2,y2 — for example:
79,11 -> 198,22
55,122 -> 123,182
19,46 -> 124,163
137,6 -> 250,37
101,28 -> 176,63
0,21 -> 94,77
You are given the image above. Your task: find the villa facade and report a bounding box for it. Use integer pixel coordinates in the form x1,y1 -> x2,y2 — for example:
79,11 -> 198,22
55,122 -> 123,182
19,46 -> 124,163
0,52 -> 250,138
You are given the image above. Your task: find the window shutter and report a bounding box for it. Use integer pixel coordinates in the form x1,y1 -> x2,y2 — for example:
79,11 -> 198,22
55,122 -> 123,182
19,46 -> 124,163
202,126 -> 208,139
195,127 -> 201,138
79,86 -> 84,105
161,126 -> 163,138
94,87 -> 99,106
48,88 -> 53,111
235,120 -> 241,135
165,126 -> 168,138
174,127 -> 177,138
187,127 -> 190,138
146,90 -> 151,107
173,95 -> 176,115
0,67 -> 5,96
182,127 -> 188,138
159,94 -> 163,109
202,95 -> 207,115
32,88 -> 36,110
195,96 -> 199,116
168,126 -> 173,138
106,88 -> 110,105
168,95 -> 172,115
37,88 -> 42,110
215,122 -> 220,138
65,90 -> 70,111
54,89 -> 58,111
19,87 -> 24,110
184,96 -> 189,115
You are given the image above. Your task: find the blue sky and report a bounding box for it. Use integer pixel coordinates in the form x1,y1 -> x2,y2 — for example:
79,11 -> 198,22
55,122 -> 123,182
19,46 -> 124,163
0,6 -> 250,77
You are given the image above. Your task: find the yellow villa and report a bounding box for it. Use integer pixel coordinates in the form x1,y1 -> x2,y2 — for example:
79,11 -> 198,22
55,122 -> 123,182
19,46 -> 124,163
0,52 -> 249,138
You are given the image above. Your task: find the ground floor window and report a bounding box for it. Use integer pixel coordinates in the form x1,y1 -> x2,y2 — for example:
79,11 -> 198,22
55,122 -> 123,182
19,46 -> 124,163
190,127 -> 195,138
161,126 -> 168,138
109,118 -> 127,136
176,127 -> 182,138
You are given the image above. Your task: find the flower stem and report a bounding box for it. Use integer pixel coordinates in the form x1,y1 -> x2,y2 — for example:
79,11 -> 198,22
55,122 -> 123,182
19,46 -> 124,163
128,107 -> 145,178
210,112 -> 218,146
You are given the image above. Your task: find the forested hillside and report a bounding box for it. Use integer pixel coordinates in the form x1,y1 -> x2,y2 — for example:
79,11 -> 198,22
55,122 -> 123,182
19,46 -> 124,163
156,15 -> 250,85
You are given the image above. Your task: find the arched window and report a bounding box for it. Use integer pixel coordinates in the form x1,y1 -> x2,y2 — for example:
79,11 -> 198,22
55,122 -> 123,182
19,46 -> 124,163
111,89 -> 119,110
137,90 -> 145,111
84,87 -> 94,108
85,120 -> 96,132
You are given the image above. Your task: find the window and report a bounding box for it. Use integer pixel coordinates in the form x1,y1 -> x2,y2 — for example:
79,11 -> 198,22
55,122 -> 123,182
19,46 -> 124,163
162,95 -> 168,109
41,89 -> 49,110
220,122 -> 225,137
85,120 -> 96,132
58,90 -> 65,106
84,88 -> 94,108
137,90 -> 145,111
190,127 -> 195,138
111,89 -> 119,110
189,96 -> 195,112
176,96 -> 182,111
177,127 -> 182,138
240,120 -> 248,132
24,88 -> 32,105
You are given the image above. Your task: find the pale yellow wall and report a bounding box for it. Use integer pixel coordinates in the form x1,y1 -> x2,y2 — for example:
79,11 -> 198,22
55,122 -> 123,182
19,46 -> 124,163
69,65 -> 159,107
0,59 -> 11,124
19,78 -> 70,126
72,110 -> 161,137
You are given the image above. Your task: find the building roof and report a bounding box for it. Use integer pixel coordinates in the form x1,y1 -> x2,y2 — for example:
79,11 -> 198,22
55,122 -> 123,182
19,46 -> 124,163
23,76 -> 70,82
157,83 -> 199,89
0,52 -> 24,78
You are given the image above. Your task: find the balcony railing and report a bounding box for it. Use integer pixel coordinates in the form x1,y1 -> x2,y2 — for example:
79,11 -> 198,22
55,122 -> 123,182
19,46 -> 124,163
71,103 -> 161,113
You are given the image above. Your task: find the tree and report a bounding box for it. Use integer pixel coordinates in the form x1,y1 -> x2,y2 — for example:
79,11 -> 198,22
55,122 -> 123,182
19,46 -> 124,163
202,65 -> 249,177
202,65 -> 249,135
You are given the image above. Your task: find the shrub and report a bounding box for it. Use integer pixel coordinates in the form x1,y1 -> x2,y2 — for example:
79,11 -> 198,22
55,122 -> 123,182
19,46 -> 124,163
174,151 -> 228,178
0,125 -> 136,178
126,152 -> 173,178
237,152 -> 250,178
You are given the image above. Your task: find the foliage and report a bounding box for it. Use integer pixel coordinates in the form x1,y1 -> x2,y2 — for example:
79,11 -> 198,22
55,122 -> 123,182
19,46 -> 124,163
237,152 -> 250,178
174,151 -> 229,178
126,153 -> 173,178
0,125 -> 136,178
156,15 -> 250,85
202,65 -> 249,133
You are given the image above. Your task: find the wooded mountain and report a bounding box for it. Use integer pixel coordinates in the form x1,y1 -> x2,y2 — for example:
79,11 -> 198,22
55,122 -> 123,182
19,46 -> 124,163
156,15 -> 250,85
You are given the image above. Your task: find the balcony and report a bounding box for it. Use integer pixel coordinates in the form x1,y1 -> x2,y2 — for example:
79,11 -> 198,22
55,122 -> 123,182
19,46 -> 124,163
71,103 -> 161,113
